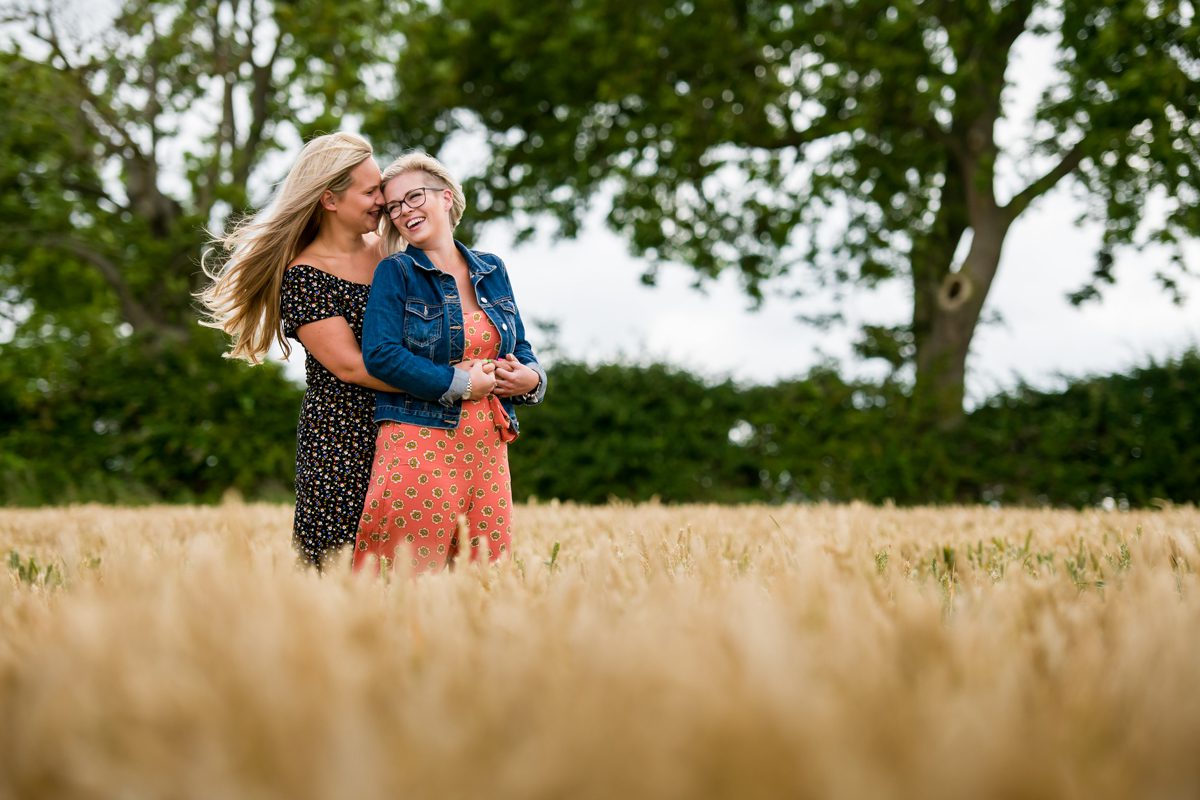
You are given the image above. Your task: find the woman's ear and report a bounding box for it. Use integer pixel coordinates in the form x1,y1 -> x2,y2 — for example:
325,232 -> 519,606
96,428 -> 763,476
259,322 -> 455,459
319,189 -> 337,211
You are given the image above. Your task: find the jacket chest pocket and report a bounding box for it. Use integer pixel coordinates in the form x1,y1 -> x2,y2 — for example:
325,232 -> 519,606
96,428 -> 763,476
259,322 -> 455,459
491,297 -> 518,345
404,300 -> 443,356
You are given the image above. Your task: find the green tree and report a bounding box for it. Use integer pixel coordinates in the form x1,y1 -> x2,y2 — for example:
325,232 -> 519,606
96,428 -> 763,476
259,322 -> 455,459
367,0 -> 1200,426
0,0 -> 400,501
1,0 -> 398,339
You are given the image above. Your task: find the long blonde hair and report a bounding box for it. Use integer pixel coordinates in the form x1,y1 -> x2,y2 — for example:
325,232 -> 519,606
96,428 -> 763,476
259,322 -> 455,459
198,132 -> 374,363
378,152 -> 467,255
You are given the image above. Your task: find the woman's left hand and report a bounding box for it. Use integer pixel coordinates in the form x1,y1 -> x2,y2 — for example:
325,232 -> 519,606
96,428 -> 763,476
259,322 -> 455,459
490,354 -> 540,397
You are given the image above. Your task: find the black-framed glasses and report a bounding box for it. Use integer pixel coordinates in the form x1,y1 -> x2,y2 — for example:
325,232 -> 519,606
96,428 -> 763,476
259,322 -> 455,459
383,186 -> 446,219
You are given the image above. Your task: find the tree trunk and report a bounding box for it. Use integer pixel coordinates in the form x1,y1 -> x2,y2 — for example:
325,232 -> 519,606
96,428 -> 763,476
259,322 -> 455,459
913,209 -> 1011,429
912,280 -> 976,428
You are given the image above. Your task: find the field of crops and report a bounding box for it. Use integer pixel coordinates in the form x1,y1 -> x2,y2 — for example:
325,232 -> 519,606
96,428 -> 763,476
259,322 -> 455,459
2,502 -> 1198,799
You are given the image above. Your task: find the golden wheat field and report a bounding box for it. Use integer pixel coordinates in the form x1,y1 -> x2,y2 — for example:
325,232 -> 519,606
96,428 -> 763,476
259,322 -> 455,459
1,501 -> 1198,800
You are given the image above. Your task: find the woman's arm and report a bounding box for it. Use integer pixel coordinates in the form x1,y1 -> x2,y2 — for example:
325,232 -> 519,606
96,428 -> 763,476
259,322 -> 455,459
296,316 -> 403,392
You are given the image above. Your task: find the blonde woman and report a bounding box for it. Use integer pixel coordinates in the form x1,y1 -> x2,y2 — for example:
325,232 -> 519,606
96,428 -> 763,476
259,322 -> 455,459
200,132 -> 399,568
353,153 -> 546,574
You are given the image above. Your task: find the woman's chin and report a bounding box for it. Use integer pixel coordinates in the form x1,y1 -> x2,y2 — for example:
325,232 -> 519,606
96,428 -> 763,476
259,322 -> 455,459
401,230 -> 432,248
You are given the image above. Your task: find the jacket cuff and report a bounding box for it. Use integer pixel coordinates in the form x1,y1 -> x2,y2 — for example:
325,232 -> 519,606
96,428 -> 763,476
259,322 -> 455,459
439,367 -> 470,406
516,362 -> 547,405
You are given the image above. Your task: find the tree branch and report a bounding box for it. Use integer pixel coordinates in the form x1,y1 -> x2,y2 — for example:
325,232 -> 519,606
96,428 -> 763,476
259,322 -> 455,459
143,18 -> 164,160
233,23 -> 281,188
737,114 -> 859,153
0,295 -> 25,325
30,6 -> 140,159
60,178 -> 125,211
997,0 -> 1036,53
194,4 -> 221,216
43,235 -> 161,333
1003,139 -> 1088,220
944,0 -> 1033,177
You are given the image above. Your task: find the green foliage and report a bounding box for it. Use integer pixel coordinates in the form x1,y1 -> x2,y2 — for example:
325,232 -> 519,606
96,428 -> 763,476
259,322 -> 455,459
0,0 -> 397,504
510,362 -> 747,502
544,541 -> 561,573
1,1 -> 403,337
510,350 -> 1200,508
894,530 -> 1135,597
967,351 -> 1200,506
7,550 -> 63,588
0,346 -> 1195,508
1,1 -> 1196,506
368,0 -> 1200,415
0,329 -> 301,505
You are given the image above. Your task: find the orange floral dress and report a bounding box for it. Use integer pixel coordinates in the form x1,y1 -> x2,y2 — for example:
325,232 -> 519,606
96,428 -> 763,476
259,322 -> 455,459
353,311 -> 516,574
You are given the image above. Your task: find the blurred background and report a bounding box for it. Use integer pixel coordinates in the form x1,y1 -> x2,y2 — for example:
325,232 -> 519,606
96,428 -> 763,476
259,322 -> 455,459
1,0 -> 1197,507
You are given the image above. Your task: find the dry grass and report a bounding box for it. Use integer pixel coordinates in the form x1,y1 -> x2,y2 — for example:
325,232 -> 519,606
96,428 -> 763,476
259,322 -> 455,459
1,501 -> 1198,799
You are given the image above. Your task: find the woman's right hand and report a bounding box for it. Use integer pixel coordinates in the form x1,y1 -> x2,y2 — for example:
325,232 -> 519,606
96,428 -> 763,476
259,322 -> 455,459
466,359 -> 497,400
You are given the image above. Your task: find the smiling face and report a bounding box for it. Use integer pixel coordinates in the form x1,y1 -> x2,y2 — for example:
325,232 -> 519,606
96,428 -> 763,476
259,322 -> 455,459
328,158 -> 384,234
382,170 -> 453,249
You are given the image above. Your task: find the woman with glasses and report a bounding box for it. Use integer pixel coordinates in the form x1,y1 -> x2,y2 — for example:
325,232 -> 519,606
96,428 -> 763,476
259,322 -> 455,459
352,152 -> 546,574
201,132 -> 401,569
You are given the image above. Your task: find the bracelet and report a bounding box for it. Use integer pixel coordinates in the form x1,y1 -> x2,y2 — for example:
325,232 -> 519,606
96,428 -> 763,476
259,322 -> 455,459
463,375 -> 473,402
519,374 -> 542,402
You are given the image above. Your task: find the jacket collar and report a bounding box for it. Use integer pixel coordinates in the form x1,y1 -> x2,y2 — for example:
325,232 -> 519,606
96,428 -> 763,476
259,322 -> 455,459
404,241 -> 497,277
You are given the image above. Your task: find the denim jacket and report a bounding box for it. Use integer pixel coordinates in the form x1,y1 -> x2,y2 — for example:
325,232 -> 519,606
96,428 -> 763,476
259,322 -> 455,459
362,241 -> 547,432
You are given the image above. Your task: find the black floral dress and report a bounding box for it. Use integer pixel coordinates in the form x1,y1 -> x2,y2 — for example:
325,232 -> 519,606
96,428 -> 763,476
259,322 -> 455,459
280,265 -> 377,567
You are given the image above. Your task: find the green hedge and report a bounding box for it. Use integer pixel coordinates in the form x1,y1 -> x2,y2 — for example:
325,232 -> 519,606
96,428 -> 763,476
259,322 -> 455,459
510,353 -> 1199,507
2,334 -> 1195,507
963,355 -> 1198,507
0,330 -> 300,504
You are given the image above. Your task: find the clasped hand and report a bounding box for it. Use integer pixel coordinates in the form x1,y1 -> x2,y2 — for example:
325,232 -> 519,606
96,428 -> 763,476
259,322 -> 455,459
456,355 -> 539,400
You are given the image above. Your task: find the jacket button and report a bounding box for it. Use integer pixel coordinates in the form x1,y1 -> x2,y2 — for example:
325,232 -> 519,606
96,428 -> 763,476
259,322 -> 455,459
481,297 -> 488,303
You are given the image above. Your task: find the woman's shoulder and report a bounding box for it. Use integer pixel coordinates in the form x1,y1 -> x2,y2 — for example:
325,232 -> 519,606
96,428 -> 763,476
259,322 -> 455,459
282,262 -> 326,286
284,261 -> 325,275
282,263 -> 345,295
284,263 -> 373,290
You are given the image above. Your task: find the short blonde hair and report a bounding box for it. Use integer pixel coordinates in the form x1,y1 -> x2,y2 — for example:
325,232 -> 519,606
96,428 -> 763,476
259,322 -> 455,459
378,152 -> 467,254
